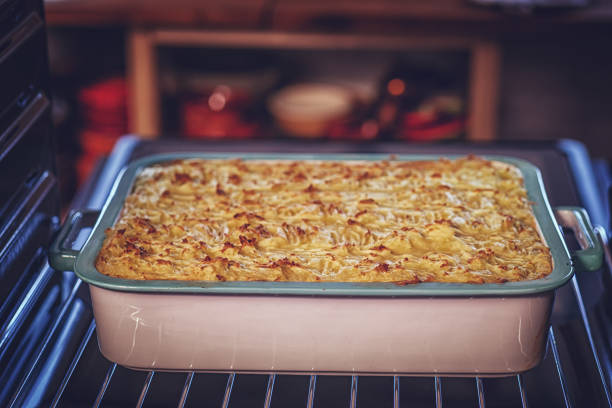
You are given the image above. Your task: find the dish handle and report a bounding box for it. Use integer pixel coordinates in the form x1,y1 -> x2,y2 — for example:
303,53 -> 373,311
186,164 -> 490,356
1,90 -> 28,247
555,206 -> 603,272
49,209 -> 100,272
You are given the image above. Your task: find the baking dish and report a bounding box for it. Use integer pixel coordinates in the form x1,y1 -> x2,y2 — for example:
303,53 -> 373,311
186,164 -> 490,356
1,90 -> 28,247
49,153 -> 602,376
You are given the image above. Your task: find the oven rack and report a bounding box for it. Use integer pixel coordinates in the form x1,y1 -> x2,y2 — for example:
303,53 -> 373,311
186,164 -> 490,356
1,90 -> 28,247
7,230 -> 612,407
5,139 -> 612,407
50,328 -> 529,408
5,290 -> 610,408
33,317 -> 554,408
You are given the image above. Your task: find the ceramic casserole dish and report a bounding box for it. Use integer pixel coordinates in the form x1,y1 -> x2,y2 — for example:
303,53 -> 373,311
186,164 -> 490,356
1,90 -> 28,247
49,153 -> 603,376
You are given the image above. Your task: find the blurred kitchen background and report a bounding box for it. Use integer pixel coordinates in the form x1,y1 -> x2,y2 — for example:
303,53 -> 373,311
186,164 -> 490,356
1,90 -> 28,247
40,0 -> 612,205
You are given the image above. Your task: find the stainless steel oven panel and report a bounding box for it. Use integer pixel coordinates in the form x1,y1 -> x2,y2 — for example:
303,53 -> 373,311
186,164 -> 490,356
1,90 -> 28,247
0,93 -> 54,233
0,13 -> 45,120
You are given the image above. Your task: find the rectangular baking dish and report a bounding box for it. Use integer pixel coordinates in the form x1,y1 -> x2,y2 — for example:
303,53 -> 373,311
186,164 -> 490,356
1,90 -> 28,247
49,153 -> 603,376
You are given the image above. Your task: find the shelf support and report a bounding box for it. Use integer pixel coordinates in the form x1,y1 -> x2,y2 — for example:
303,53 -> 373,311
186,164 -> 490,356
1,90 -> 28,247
468,41 -> 501,141
127,29 -> 160,138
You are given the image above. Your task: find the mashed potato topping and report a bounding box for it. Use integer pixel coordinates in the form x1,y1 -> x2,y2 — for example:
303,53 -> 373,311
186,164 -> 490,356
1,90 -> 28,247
95,156 -> 552,283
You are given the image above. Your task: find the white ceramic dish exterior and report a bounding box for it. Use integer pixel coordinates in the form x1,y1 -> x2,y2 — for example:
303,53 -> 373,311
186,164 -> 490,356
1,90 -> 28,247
91,285 -> 553,376
268,84 -> 353,138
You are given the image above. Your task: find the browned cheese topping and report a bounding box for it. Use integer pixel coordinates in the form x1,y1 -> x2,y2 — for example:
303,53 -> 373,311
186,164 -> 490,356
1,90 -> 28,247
95,156 -> 552,283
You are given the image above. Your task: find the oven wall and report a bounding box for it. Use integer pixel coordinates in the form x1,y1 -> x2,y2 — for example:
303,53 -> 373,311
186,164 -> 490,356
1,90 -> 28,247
0,0 -> 62,403
499,32 -> 612,158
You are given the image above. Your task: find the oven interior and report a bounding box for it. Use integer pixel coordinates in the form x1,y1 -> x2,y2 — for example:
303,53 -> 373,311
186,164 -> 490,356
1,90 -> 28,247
2,0 -> 612,405
3,137 -> 612,407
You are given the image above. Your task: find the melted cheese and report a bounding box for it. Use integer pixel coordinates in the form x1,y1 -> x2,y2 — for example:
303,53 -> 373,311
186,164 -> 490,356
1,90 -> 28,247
95,156 -> 553,283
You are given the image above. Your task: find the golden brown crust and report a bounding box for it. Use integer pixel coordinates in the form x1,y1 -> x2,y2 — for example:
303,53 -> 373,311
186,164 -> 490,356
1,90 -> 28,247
95,156 -> 552,283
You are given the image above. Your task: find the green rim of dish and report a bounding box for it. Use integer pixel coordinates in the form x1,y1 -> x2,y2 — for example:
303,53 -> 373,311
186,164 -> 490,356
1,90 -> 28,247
74,153 -> 573,296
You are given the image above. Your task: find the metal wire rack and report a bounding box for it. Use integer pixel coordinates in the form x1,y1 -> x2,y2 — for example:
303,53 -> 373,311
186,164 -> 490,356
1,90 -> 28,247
2,314 -> 597,408
9,239 -> 612,408
5,139 -> 612,407
27,321 -> 573,408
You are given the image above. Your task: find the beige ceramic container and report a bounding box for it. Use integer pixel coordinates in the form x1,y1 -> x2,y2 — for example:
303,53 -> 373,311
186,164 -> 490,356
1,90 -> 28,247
91,287 -> 553,375
49,153 -> 602,376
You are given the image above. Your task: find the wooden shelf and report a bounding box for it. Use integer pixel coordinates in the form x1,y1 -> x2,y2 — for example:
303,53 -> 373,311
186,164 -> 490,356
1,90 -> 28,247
152,30 -> 478,49
44,0 -> 267,27
44,0 -> 612,143
45,0 -> 612,27
126,29 -> 500,140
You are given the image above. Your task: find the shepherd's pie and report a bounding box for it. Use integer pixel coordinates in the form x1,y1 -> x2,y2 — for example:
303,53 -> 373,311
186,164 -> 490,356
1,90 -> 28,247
95,156 -> 552,283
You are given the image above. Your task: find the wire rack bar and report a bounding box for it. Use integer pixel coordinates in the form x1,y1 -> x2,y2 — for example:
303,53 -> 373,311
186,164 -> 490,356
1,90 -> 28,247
549,328 -> 572,408
221,373 -> 235,408
517,374 -> 528,408
177,371 -> 194,408
598,227 -> 612,274
570,275 -> 612,405
434,377 -> 442,408
307,375 -> 317,408
263,374 -> 276,408
49,318 -> 96,408
571,229 -> 612,405
92,363 -> 116,408
350,375 -> 358,408
135,371 -> 155,408
393,376 -> 400,408
8,277 -> 83,408
0,265 -> 53,357
476,377 -> 485,408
